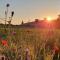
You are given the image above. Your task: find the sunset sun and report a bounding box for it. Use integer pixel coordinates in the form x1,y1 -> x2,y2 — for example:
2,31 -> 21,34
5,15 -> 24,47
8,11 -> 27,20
47,16 -> 52,21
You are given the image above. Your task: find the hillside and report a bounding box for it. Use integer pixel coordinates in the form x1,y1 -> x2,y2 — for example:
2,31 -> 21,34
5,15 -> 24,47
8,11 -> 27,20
20,19 -> 60,29
0,19 -> 60,29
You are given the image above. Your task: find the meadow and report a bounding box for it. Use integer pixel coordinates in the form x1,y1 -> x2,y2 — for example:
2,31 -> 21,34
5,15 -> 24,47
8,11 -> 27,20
0,28 -> 60,60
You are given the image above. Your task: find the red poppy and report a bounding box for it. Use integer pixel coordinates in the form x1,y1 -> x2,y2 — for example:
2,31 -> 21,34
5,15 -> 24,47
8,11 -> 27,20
2,40 -> 8,47
53,45 -> 59,53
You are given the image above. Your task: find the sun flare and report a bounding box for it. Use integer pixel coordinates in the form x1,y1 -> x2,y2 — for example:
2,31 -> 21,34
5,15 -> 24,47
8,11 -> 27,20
47,16 -> 52,21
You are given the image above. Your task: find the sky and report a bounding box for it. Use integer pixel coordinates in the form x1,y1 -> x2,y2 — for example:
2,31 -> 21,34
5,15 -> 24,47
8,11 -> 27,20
0,0 -> 60,25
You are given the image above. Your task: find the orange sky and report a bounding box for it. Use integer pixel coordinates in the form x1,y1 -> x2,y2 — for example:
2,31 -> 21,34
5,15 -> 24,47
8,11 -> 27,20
0,0 -> 60,25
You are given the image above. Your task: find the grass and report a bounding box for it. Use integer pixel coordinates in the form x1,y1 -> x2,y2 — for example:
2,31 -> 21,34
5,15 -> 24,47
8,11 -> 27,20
0,28 -> 60,60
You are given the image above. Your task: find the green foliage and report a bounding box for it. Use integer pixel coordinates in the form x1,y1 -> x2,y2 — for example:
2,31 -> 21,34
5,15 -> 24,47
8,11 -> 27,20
2,34 -> 7,39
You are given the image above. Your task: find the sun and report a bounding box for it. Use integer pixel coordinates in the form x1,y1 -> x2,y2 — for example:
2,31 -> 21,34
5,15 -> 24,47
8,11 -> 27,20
47,16 -> 52,21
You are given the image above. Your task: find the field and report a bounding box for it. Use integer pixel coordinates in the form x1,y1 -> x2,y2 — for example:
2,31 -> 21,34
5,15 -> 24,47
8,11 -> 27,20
0,28 -> 60,60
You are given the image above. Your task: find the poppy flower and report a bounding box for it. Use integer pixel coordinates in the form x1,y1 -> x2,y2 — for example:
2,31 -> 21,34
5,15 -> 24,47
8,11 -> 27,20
1,40 -> 8,47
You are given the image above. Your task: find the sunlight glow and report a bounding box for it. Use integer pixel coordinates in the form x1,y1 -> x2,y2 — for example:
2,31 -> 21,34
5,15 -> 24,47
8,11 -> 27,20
47,16 -> 53,21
